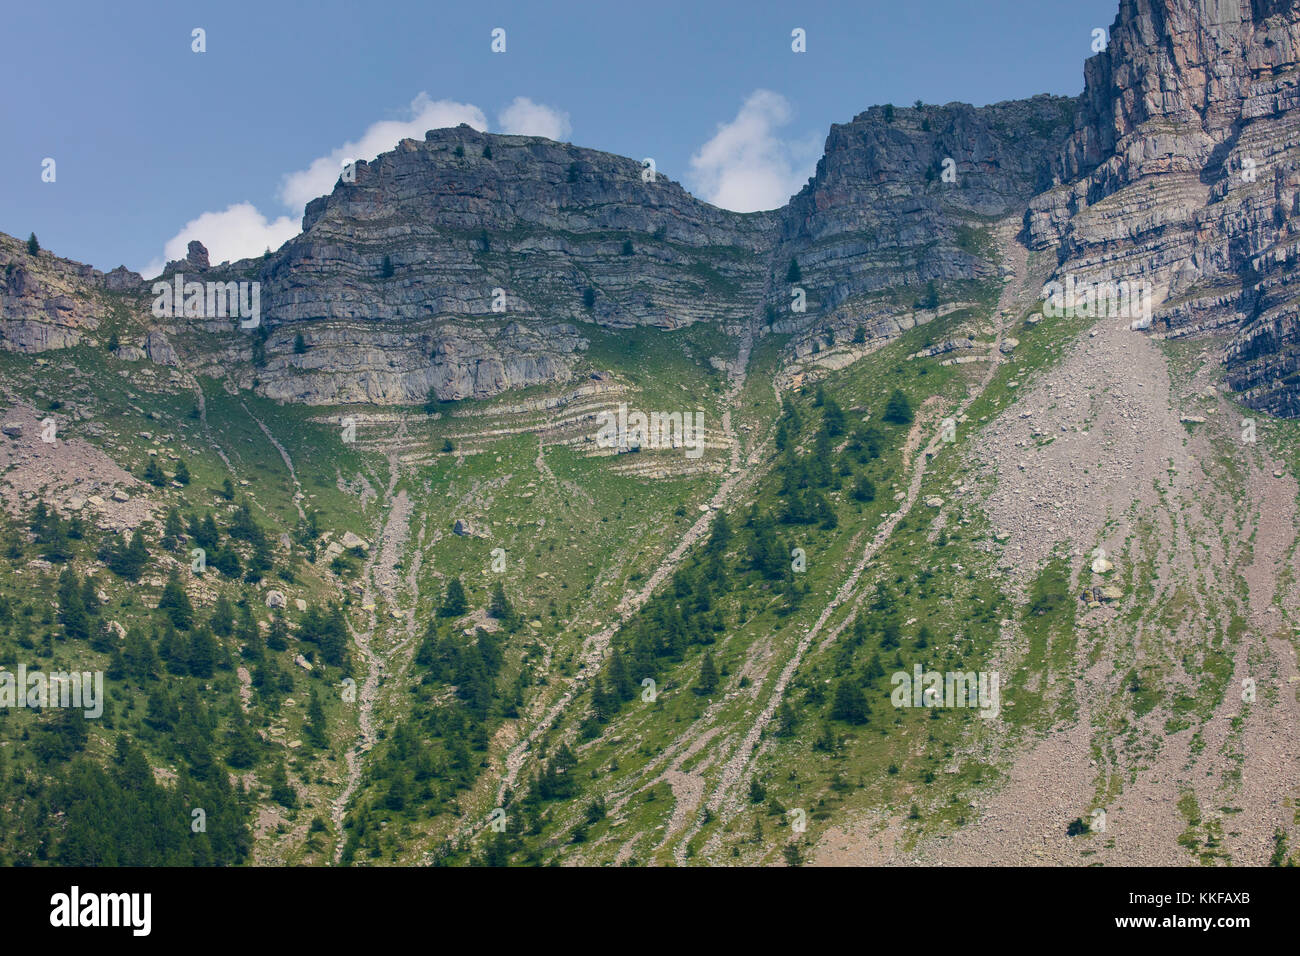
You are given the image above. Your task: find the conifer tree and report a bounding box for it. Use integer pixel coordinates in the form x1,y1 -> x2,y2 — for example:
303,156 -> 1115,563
57,567 -> 88,641
695,651 -> 719,695
143,457 -> 166,487
188,628 -> 216,679
883,388 -> 914,425
440,577 -> 468,617
488,581 -> 514,624
209,593 -> 234,636
831,677 -> 869,724
157,572 -> 194,630
161,507 -> 184,551
305,688 -> 328,749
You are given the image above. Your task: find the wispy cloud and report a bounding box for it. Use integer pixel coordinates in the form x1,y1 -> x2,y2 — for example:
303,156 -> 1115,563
688,90 -> 820,212
497,96 -> 571,140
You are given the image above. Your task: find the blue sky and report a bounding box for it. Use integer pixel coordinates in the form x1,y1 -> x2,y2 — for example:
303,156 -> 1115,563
0,0 -> 1118,276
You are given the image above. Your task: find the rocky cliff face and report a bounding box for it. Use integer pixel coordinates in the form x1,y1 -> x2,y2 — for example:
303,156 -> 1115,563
774,96 -> 1073,353
232,113 -> 1069,402
14,0 -> 1298,411
2,106 -> 1062,406
0,232 -> 114,353
233,126 -> 774,403
1027,0 -> 1300,415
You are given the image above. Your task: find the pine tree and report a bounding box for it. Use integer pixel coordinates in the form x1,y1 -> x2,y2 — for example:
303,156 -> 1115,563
199,513 -> 221,548
143,457 -> 166,487
883,388 -> 914,425
158,623 -> 188,675
851,474 -> 876,503
695,651 -> 719,695
161,507 -> 184,551
305,688 -> 328,749
607,646 -> 635,701
236,603 -> 258,645
157,572 -> 194,630
146,686 -> 178,730
57,567 -> 88,641
187,628 -> 216,679
823,398 -> 845,436
318,604 -> 348,666
266,612 -> 288,651
122,626 -> 159,679
80,575 -> 99,615
34,502 -> 73,562
225,707 -> 258,769
241,619 -> 265,662
916,624 -> 932,649
102,530 -> 148,580
786,259 -> 802,283
27,233 -> 39,255
831,677 -> 869,724
774,701 -> 797,736
211,546 -> 241,579
227,500 -> 262,543
440,577 -> 468,617
865,651 -> 885,680
380,255 -> 394,278
209,593 -> 234,635
173,460 -> 190,485
488,582 -> 515,625
706,511 -> 731,555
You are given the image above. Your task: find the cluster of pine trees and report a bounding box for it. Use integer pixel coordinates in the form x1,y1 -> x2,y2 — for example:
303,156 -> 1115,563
28,502 -> 85,563
42,737 -> 251,865
462,380 -> 917,860
341,577 -> 524,862
158,500 -> 273,582
0,495 -> 350,864
579,381 -> 909,737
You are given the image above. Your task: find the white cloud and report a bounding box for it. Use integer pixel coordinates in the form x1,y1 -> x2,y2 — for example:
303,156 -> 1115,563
139,203 -> 298,279
277,93 -> 488,211
497,97 -> 572,141
688,90 -> 820,212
